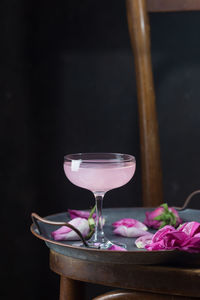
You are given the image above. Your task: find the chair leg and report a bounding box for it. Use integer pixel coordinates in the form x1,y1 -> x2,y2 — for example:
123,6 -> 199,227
59,276 -> 85,300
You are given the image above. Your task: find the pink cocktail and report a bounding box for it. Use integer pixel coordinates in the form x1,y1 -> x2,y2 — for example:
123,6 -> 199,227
64,161 -> 135,192
64,153 -> 136,249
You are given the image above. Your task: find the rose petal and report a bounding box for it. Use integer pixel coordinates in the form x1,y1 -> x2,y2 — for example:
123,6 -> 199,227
108,244 -> 127,251
148,207 -> 164,219
68,209 -> 96,220
146,227 -> 185,251
112,218 -> 147,231
164,231 -> 188,249
135,233 -> 154,249
181,236 -> 200,253
144,223 -> 200,253
152,225 -> 175,243
51,217 -> 89,241
178,221 -> 200,237
114,225 -> 148,238
145,226 -> 176,251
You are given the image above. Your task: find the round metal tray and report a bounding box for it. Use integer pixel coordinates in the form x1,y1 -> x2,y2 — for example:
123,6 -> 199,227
31,207 -> 200,266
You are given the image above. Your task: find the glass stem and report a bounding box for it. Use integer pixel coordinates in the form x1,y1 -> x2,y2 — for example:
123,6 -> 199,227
93,192 -> 105,243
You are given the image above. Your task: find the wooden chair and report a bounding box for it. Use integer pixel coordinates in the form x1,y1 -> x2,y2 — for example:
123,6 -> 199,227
50,1 -> 200,299
126,0 -> 200,208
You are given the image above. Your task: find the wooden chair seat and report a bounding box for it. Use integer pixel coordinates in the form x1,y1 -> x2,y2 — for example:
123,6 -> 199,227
50,250 -> 200,299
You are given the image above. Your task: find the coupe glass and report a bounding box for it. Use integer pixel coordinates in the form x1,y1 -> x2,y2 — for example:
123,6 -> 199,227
63,153 -> 136,249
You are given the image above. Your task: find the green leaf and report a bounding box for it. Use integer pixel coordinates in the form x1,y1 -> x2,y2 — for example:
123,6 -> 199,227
86,228 -> 95,239
86,205 -> 96,239
153,203 -> 178,228
162,214 -> 169,221
161,203 -> 169,212
89,204 -> 96,219
154,215 -> 163,221
87,218 -> 95,240
159,221 -> 167,229
88,218 -> 95,228
170,213 -> 176,226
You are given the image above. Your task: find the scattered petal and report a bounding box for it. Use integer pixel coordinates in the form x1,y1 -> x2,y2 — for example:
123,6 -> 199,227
135,233 -> 154,249
108,244 -> 127,251
114,225 -> 148,238
51,217 -> 89,241
112,218 -> 147,231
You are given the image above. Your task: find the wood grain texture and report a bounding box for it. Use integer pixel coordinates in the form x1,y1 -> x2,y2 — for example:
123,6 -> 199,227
147,0 -> 200,12
126,0 -> 163,207
50,250 -> 200,298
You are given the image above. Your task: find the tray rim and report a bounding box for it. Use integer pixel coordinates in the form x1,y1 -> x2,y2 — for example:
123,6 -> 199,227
30,207 -> 200,255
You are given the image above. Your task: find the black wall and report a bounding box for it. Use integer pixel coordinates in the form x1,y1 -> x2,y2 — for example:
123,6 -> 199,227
2,1 -> 200,299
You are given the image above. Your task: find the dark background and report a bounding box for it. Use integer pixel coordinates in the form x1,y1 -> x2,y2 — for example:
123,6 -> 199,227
2,0 -> 200,299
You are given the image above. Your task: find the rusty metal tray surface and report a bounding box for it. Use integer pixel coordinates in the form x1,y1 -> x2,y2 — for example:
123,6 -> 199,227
31,207 -> 200,265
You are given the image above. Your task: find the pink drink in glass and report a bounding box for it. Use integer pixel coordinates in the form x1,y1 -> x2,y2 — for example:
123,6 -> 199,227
63,153 -> 136,249
64,161 -> 136,193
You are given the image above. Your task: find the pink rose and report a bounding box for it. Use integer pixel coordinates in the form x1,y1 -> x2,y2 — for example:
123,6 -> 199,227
145,222 -> 200,253
152,225 -> 175,242
145,226 -> 177,250
144,204 -> 182,229
113,218 -> 148,238
51,217 -> 89,241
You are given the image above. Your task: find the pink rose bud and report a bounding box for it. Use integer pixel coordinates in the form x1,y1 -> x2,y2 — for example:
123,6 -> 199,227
51,217 -> 89,241
113,218 -> 148,238
144,204 -> 182,229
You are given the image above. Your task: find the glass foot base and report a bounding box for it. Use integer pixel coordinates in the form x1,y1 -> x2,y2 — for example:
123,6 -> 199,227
87,240 -> 127,250
73,240 -> 127,250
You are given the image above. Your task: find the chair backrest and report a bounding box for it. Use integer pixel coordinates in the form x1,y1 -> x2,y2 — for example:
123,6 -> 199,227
126,0 -> 200,207
147,0 -> 200,12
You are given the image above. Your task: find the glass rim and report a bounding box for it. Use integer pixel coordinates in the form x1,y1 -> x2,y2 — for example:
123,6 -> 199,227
64,152 -> 135,163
